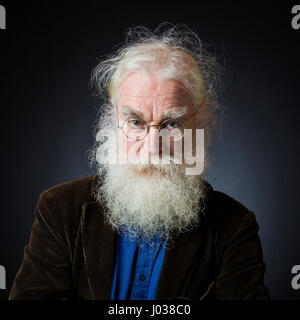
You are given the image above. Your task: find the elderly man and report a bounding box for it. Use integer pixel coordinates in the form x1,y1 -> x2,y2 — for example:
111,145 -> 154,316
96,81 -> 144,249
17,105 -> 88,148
9,24 -> 269,300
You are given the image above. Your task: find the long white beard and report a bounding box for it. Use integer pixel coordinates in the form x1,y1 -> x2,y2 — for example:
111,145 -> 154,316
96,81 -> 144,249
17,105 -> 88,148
95,159 -> 208,247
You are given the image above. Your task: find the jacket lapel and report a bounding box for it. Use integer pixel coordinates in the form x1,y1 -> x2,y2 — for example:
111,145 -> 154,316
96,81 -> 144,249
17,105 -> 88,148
81,200 -> 116,299
155,181 -> 213,300
155,221 -> 208,299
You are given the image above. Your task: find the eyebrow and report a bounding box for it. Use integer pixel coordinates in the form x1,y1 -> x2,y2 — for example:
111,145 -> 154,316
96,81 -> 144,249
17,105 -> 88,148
120,106 -> 188,120
163,107 -> 188,119
121,106 -> 144,119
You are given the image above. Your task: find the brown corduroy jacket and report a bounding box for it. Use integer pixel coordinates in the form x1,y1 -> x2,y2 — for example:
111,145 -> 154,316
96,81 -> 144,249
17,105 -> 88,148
9,175 -> 269,300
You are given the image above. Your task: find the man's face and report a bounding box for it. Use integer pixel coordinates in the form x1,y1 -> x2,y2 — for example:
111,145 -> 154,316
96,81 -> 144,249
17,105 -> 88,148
116,72 -> 196,171
95,72 -> 207,241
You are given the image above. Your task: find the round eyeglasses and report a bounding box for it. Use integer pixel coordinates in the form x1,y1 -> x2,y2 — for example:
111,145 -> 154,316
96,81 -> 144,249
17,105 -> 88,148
118,118 -> 185,141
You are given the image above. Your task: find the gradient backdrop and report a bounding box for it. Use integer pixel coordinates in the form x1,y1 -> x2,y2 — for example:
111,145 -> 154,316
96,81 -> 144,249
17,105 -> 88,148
0,1 -> 300,300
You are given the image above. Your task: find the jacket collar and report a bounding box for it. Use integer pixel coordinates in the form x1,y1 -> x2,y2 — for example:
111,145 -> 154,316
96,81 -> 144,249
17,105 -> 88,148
81,174 -> 213,299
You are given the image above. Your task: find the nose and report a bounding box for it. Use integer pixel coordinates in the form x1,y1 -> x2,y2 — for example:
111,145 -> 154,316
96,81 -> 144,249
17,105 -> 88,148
145,125 -> 161,156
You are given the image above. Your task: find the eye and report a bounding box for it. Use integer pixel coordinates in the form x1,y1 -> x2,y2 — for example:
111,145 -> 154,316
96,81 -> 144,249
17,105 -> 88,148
161,120 -> 180,129
128,119 -> 146,129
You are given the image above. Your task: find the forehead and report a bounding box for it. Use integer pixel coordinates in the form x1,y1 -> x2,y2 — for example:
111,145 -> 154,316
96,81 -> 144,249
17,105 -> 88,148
117,72 -> 193,113
119,72 -> 188,96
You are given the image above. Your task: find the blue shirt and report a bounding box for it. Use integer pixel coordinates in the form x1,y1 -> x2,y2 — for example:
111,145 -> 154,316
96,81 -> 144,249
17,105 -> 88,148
110,232 -> 167,300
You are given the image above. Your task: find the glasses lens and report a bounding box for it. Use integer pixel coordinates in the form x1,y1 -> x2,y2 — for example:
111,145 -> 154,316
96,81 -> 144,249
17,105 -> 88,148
160,119 -> 184,141
123,119 -> 147,140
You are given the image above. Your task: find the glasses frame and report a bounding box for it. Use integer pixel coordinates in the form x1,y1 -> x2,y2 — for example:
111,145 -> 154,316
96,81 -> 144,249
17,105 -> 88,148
118,117 -> 186,141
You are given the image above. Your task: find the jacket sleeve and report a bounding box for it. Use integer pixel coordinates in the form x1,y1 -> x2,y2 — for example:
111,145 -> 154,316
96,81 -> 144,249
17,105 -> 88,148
214,210 -> 270,299
9,191 -> 73,300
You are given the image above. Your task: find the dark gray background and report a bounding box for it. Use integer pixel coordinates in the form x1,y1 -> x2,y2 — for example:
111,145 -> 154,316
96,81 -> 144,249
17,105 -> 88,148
0,0 -> 300,300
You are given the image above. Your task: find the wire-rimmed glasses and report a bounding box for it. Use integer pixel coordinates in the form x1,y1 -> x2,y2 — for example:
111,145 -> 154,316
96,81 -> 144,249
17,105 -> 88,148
118,118 -> 185,141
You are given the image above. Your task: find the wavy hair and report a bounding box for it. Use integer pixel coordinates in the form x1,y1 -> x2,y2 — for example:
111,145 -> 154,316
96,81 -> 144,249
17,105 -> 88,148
89,23 -> 225,170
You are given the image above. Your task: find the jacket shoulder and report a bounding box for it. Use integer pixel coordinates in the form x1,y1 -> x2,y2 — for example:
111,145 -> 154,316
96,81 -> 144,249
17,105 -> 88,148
42,175 -> 97,204
205,187 -> 257,244
32,175 -> 99,253
35,175 -> 99,230
208,189 -> 250,218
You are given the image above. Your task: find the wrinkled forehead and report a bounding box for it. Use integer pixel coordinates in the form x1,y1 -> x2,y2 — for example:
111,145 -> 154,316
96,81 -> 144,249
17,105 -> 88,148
116,72 -> 194,118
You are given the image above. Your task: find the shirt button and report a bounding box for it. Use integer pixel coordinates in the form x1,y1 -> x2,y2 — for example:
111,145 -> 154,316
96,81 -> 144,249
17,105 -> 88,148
139,274 -> 146,281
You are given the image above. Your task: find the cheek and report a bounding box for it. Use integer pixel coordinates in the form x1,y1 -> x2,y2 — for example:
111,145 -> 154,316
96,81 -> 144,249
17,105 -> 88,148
119,133 -> 144,154
161,140 -> 175,155
170,140 -> 183,160
127,140 -> 140,153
